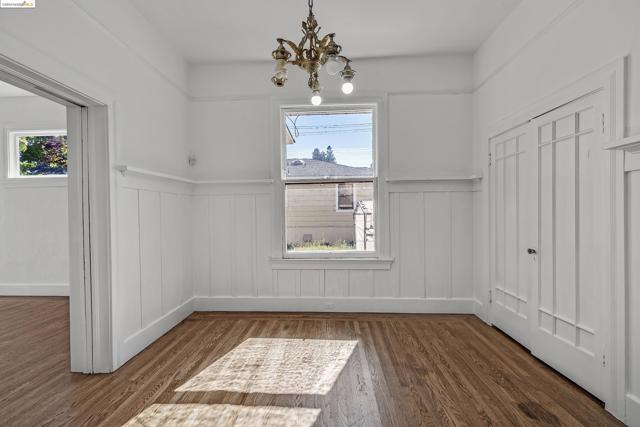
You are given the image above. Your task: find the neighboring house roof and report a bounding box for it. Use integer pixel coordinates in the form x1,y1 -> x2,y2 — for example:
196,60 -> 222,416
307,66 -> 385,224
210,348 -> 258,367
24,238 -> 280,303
286,159 -> 373,177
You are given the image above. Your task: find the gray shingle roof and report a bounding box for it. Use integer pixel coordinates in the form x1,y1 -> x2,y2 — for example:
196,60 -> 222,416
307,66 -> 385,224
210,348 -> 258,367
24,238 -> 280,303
286,159 -> 373,178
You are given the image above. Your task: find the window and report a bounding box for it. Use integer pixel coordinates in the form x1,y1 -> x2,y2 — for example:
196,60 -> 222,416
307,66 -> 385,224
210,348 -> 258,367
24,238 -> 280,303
282,107 -> 376,255
337,183 -> 354,210
8,130 -> 68,177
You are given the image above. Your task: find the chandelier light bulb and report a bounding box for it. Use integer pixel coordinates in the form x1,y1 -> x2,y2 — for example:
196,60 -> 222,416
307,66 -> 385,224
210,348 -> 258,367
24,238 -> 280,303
274,59 -> 287,71
310,91 -> 323,106
339,61 -> 356,95
325,55 -> 345,76
271,58 -> 288,87
274,59 -> 287,79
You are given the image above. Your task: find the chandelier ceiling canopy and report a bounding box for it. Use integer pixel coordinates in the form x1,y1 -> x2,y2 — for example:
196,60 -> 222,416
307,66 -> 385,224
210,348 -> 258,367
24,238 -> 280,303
271,0 -> 355,105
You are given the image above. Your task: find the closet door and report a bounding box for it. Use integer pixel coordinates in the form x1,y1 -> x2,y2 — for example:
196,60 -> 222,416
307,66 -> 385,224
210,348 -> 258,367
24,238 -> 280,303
489,124 -> 532,348
530,92 -> 606,399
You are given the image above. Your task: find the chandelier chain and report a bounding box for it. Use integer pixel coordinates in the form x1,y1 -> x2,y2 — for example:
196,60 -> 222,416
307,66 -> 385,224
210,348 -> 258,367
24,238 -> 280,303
308,0 -> 313,13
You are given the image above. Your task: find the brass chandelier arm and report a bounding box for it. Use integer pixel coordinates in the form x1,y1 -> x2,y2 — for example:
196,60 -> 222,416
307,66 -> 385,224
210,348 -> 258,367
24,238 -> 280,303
270,0 -> 355,99
277,42 -> 349,65
278,38 -> 303,58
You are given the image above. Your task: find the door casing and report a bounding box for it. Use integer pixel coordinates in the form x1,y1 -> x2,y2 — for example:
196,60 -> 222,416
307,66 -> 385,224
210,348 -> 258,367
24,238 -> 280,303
0,54 -> 113,373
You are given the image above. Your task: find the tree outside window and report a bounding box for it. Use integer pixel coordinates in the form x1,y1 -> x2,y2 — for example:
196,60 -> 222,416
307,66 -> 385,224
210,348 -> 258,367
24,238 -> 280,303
9,131 -> 68,177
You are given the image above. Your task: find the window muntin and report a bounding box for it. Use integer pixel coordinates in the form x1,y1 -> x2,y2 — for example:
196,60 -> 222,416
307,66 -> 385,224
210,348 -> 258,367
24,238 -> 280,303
282,107 -> 376,256
8,130 -> 68,177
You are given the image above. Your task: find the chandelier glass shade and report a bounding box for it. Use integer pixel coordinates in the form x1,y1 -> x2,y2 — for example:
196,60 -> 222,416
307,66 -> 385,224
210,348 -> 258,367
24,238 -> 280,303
271,0 -> 355,105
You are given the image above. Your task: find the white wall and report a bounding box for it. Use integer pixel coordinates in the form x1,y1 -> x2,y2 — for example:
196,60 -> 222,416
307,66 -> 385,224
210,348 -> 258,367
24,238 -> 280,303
0,95 -> 68,295
472,0 -> 640,423
188,56 -> 477,311
472,0 -> 640,316
0,0 -> 191,368
189,56 -> 474,181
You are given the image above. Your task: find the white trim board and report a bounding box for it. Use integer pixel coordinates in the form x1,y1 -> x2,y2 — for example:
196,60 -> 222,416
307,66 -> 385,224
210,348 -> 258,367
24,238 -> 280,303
115,164 -> 273,186
270,258 -> 394,270
473,298 -> 487,323
605,134 -> 640,152
0,283 -> 69,296
116,164 -> 483,190
386,175 -> 482,183
118,297 -> 194,368
193,296 -> 474,314
627,393 -> 640,427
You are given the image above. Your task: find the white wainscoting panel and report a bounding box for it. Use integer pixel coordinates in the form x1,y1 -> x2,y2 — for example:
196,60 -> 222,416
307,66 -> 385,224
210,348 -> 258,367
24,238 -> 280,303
192,195 -> 210,297
192,185 -> 475,312
138,190 -> 163,326
117,188 -> 142,339
210,195 -> 234,296
116,175 -> 194,366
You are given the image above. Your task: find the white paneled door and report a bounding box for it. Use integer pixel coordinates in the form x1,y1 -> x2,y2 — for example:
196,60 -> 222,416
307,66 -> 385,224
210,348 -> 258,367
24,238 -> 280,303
530,92 -> 606,400
490,124 -> 532,347
490,91 -> 609,400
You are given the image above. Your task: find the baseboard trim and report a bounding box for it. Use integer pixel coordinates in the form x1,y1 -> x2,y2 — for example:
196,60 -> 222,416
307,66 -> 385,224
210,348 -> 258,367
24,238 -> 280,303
193,296 -> 475,314
119,297 -> 194,368
627,393 -> 640,427
473,298 -> 489,324
0,283 -> 69,296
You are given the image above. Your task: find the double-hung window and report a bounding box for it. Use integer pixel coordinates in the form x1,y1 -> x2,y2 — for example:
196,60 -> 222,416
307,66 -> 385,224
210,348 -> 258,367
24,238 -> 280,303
281,106 -> 376,256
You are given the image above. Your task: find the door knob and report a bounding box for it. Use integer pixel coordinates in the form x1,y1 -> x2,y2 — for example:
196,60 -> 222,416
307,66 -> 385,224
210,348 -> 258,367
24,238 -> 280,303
527,248 -> 537,255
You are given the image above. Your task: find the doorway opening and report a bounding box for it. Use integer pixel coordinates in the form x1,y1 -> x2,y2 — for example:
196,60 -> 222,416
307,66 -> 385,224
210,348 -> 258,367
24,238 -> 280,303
0,56 -> 112,373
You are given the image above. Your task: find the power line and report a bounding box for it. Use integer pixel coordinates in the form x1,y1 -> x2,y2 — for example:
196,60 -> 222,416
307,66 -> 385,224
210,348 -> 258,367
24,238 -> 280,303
295,128 -> 372,136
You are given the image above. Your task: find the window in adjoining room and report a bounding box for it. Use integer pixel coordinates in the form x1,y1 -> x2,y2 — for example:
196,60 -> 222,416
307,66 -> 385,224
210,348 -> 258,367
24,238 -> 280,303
282,107 -> 376,256
8,130 -> 68,177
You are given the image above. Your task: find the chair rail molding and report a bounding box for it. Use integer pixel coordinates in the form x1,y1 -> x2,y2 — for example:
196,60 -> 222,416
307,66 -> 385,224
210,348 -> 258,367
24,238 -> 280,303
605,134 -> 640,152
115,164 -> 274,186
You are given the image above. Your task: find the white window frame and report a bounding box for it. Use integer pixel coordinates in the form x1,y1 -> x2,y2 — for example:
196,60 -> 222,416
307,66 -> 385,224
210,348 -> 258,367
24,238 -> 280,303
279,104 -> 378,259
7,129 -> 68,178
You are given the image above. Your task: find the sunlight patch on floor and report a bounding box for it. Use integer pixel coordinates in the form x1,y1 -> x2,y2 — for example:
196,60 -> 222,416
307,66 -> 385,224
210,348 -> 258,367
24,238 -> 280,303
122,404 -> 321,427
176,338 -> 358,395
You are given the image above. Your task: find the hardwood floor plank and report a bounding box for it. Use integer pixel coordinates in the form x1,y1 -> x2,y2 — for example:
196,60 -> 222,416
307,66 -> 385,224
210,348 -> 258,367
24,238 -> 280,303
0,298 -> 623,427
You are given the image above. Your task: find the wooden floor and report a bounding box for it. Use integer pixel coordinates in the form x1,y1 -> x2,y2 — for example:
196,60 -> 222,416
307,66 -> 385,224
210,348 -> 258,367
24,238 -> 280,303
0,297 -> 623,427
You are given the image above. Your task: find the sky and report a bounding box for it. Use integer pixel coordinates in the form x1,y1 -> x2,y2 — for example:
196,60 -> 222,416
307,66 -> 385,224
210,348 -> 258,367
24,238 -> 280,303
285,111 -> 373,168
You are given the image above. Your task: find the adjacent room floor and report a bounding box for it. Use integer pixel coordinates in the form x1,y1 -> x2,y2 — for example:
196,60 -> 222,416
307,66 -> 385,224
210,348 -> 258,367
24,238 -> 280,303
0,297 -> 622,426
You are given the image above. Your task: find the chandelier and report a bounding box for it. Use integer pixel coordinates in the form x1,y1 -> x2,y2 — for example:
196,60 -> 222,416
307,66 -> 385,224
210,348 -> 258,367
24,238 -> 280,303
271,0 -> 355,105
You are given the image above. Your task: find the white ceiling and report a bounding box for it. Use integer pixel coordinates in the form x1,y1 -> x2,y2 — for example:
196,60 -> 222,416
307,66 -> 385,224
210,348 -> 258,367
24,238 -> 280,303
131,0 -> 521,64
0,80 -> 33,97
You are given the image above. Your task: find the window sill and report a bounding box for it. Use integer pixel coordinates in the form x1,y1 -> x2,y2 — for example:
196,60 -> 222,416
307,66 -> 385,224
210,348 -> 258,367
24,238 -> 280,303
270,257 -> 394,270
1,176 -> 68,188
